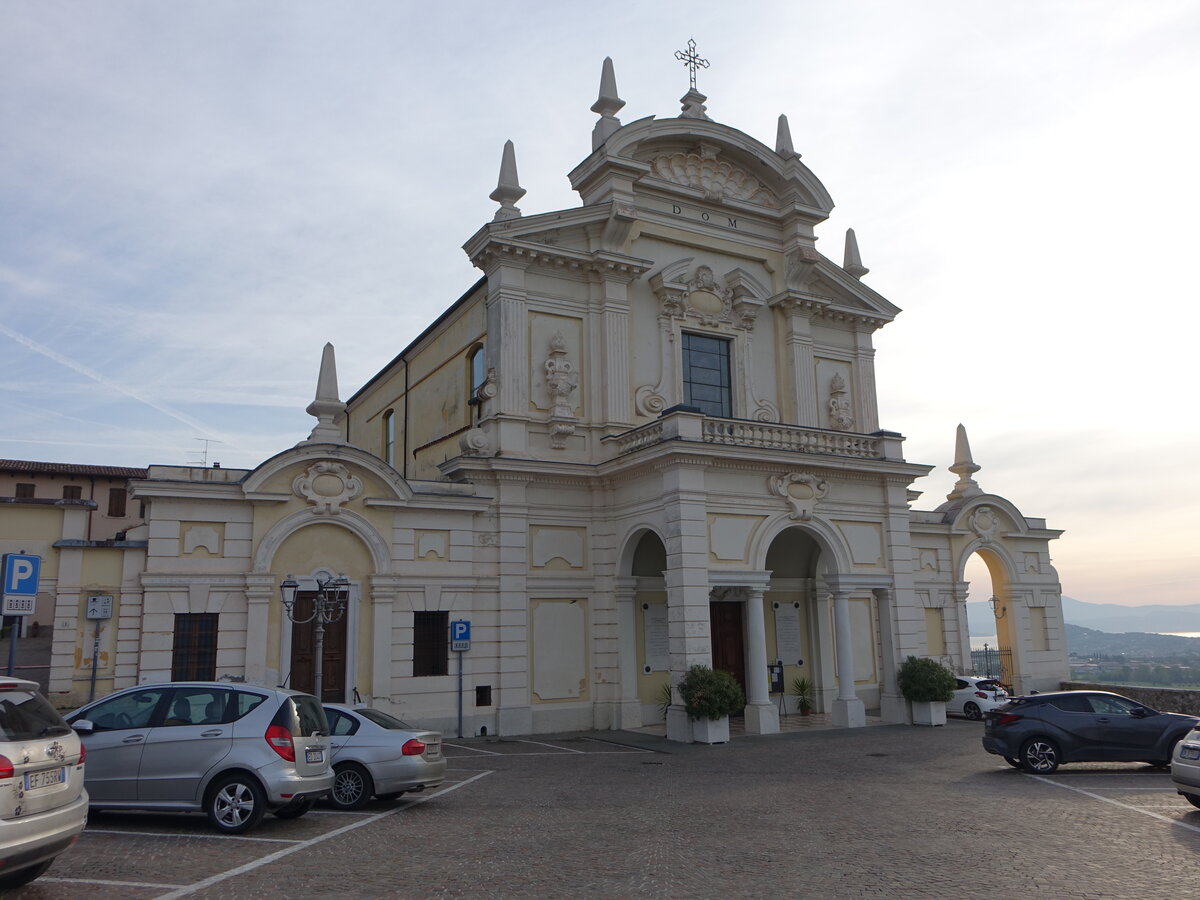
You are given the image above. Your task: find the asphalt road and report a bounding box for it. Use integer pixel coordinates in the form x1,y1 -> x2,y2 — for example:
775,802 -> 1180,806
11,720 -> 1200,898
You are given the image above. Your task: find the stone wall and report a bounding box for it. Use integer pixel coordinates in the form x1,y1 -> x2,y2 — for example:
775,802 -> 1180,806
1062,682 -> 1200,716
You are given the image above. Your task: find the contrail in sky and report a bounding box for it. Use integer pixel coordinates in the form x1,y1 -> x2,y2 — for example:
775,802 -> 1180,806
0,322 -> 218,437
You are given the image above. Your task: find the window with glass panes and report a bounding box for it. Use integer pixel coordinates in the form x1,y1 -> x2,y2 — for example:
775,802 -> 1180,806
412,611 -> 449,676
172,613 -> 219,681
682,332 -> 732,417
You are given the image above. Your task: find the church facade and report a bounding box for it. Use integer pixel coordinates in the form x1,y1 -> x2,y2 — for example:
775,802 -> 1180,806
42,60 -> 1068,741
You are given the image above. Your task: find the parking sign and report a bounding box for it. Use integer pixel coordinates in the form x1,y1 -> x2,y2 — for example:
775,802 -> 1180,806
2,553 -> 41,616
450,619 -> 471,651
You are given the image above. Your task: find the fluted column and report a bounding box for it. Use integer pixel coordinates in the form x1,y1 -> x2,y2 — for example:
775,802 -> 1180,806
831,589 -> 866,727
742,585 -> 779,735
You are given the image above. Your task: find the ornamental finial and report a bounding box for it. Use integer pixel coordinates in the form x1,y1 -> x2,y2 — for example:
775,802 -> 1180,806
946,423 -> 984,501
591,57 -> 625,150
489,139 -> 526,222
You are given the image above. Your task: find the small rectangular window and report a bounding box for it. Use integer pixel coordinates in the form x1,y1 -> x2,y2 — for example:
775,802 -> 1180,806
682,333 -> 732,417
171,613 -> 219,681
62,485 -> 82,500
15,483 -> 35,498
413,611 -> 449,677
383,410 -> 395,467
107,486 -> 127,517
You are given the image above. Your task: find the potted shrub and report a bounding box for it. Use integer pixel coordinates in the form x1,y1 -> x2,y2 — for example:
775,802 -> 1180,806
897,655 -> 956,726
676,664 -> 745,743
790,675 -> 815,715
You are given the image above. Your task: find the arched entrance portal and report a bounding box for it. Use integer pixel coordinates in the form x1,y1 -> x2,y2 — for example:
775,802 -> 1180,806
963,550 -> 1016,691
764,527 -> 823,713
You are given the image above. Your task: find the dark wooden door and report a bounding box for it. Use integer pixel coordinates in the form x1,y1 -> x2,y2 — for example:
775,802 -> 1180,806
709,600 -> 747,706
289,591 -> 348,702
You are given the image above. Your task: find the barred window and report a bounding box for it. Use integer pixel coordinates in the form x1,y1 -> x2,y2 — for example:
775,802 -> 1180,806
62,485 -> 82,499
413,611 -> 448,677
107,487 -> 127,517
172,613 -> 219,681
383,409 -> 395,467
15,483 -> 34,498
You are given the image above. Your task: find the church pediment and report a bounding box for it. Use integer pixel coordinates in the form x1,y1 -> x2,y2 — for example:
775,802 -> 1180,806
644,141 -> 778,208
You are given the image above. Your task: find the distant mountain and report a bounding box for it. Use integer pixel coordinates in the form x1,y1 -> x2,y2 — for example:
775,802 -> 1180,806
1065,623 -> 1200,659
967,596 -> 1200,636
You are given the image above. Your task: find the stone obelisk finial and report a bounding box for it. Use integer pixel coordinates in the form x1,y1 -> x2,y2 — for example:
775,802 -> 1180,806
946,423 -> 983,501
776,114 -> 798,159
591,57 -> 625,150
489,140 -> 526,222
844,228 -> 869,279
302,342 -> 347,444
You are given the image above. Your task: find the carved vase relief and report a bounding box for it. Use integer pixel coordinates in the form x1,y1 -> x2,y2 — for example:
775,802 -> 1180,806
828,373 -> 855,431
544,331 -> 579,449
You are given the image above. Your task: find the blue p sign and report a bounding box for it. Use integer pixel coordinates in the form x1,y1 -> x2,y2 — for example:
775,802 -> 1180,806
450,619 -> 470,650
3,554 -> 40,596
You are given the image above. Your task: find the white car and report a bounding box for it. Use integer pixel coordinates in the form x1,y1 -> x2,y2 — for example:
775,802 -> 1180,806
323,705 -> 446,810
950,676 -> 1008,720
1171,727 -> 1200,809
0,677 -> 88,889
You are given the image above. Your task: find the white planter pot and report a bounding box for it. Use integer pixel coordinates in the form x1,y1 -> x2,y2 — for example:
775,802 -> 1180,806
911,700 -> 947,726
691,716 -> 730,744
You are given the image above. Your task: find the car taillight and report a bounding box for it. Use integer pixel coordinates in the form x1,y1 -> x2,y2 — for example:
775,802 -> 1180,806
974,691 -> 988,699
997,713 -> 1022,726
77,742 -> 86,765
0,755 -> 12,779
265,724 -> 296,761
401,738 -> 426,756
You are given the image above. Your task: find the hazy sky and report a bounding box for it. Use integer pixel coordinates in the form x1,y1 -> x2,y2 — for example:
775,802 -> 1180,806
2,1 -> 1198,610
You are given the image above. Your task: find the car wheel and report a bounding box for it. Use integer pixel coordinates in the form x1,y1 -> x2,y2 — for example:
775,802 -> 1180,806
1005,757 -> 1023,769
273,797 -> 315,819
1153,737 -> 1184,769
206,773 -> 267,834
0,859 -> 54,889
1020,738 -> 1061,774
963,702 -> 982,721
1184,793 -> 1200,810
330,762 -> 374,810
376,791 -> 405,801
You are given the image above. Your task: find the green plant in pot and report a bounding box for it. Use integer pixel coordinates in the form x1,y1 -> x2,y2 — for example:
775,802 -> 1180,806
676,664 -> 745,743
790,675 -> 815,715
897,655 -> 956,726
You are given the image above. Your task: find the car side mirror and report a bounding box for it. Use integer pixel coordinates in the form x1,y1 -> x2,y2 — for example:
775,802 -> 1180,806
1130,707 -> 1152,718
72,719 -> 95,734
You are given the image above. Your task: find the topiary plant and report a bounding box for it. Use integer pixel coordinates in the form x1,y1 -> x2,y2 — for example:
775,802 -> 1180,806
897,655 -> 956,703
676,664 -> 746,721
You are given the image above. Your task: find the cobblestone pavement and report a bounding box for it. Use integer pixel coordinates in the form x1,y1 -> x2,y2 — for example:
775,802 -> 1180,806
11,721 -> 1200,898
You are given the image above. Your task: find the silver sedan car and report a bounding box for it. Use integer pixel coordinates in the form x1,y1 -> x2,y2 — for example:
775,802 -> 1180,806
322,705 -> 446,810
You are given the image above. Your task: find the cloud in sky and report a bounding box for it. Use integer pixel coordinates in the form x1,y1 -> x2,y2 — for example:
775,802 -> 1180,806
1,1 -> 1198,606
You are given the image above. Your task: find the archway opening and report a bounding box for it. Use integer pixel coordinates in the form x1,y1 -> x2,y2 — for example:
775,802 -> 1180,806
964,550 -> 1013,687
764,527 -> 824,714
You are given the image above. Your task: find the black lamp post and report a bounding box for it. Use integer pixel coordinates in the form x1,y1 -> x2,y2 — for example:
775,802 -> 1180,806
279,572 -> 349,700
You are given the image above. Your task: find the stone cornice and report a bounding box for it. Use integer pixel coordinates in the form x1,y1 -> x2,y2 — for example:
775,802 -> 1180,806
465,234 -> 653,281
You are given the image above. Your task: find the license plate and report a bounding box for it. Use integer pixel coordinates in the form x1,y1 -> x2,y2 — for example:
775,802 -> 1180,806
305,749 -> 323,764
24,767 -> 66,791
1181,746 -> 1200,760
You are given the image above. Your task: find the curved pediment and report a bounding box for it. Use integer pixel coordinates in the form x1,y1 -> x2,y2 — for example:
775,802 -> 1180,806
571,116 -> 834,218
242,443 -> 414,504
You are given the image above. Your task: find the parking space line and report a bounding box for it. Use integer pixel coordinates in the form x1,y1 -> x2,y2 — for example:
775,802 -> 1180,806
83,828 -> 301,843
443,742 -> 502,755
516,739 -> 584,753
41,877 -> 188,888
1030,774 -> 1200,836
154,771 -> 493,899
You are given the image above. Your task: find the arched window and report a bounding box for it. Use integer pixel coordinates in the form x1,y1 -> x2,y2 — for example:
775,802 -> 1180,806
382,410 -> 395,466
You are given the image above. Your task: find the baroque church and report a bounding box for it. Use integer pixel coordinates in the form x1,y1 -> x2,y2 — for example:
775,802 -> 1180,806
38,57 -> 1068,741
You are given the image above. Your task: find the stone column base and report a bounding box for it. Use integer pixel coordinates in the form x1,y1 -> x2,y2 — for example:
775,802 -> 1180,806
666,705 -> 693,743
831,696 -> 867,728
743,702 -> 780,735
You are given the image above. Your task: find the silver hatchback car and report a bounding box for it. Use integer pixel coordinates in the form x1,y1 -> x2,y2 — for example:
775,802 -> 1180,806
0,677 -> 88,889
69,682 -> 333,834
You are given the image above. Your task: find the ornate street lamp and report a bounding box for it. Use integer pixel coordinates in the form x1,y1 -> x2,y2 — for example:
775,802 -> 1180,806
279,572 -> 350,701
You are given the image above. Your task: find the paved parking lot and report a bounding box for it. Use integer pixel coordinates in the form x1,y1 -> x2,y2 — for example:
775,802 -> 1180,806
11,723 -> 1200,898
